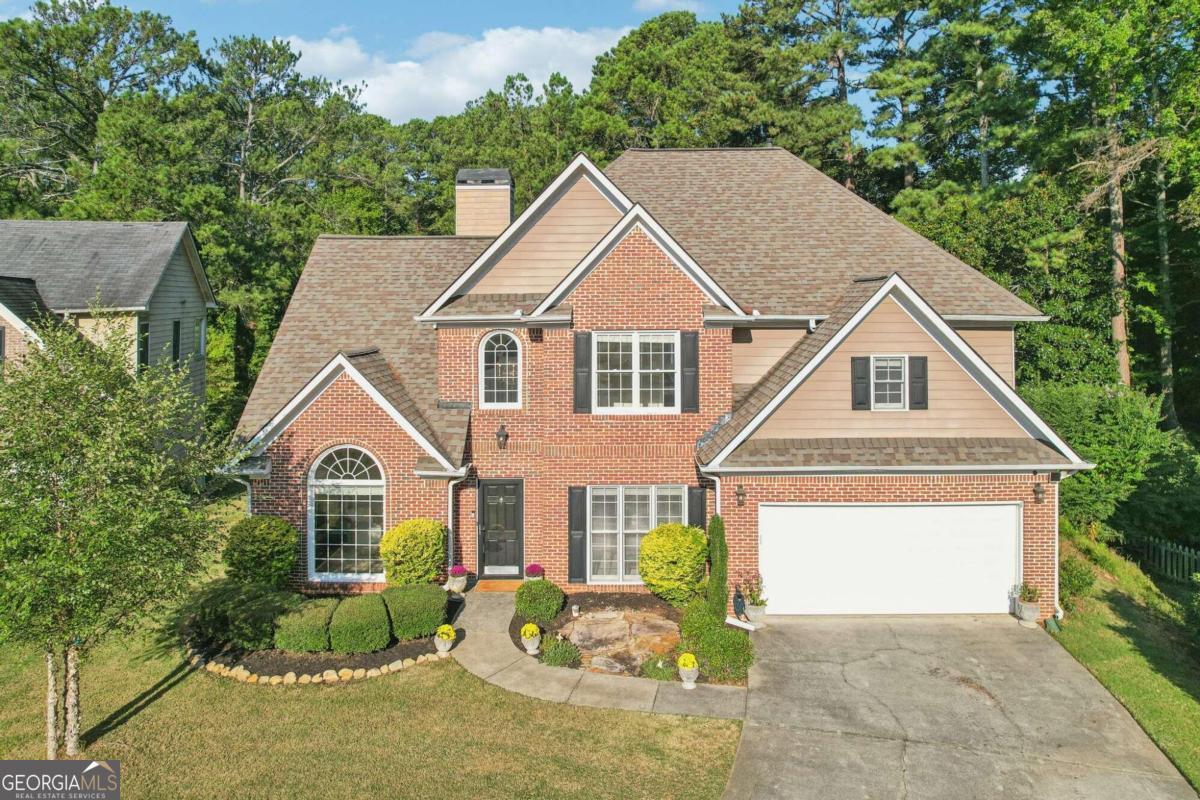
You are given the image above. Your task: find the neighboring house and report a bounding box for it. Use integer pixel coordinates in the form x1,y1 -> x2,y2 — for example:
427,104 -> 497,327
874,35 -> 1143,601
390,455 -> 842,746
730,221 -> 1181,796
0,221 -> 216,396
235,149 -> 1090,620
0,276 -> 52,367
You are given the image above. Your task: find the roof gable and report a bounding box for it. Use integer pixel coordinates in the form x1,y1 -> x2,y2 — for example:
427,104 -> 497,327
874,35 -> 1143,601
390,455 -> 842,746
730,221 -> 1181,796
0,276 -> 49,344
701,273 -> 1086,468
421,154 -> 631,319
531,204 -> 743,316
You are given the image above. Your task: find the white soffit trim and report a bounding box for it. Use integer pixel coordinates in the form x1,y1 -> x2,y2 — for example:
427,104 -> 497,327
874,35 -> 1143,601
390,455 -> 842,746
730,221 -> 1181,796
707,273 -> 1085,467
705,463 -> 1094,475
245,353 -> 455,471
420,153 -> 632,318
0,301 -> 42,346
531,204 -> 745,316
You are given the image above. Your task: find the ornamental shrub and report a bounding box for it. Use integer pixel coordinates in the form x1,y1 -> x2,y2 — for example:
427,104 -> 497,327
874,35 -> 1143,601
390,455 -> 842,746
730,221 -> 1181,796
680,599 -> 754,682
329,594 -> 391,653
1059,556 -> 1096,612
274,597 -> 338,652
541,636 -> 581,667
223,516 -> 299,589
640,523 -> 708,607
706,515 -> 728,618
382,584 -> 448,640
514,579 -> 564,625
380,518 -> 447,586
640,656 -> 676,681
191,579 -> 301,650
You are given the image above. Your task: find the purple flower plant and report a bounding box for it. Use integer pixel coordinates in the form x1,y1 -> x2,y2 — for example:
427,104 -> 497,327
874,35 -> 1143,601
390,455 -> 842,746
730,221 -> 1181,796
525,563 -> 545,578
449,564 -> 468,577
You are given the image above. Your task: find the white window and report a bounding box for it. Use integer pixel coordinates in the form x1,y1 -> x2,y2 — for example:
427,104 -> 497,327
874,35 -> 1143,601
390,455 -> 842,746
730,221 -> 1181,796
308,446 -> 385,581
480,331 -> 521,408
593,331 -> 680,413
588,485 -> 687,583
871,355 -> 906,410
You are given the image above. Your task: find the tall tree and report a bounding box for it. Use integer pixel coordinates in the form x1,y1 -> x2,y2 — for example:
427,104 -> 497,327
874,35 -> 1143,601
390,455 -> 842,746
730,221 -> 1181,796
0,0 -> 198,206
0,315 -> 232,757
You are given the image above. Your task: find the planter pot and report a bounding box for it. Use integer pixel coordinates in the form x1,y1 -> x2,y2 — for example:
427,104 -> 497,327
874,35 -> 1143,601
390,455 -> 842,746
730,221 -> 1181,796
525,575 -> 543,581
745,604 -> 767,628
435,637 -> 454,655
445,575 -> 468,594
1016,600 -> 1040,628
679,666 -> 699,690
522,635 -> 541,656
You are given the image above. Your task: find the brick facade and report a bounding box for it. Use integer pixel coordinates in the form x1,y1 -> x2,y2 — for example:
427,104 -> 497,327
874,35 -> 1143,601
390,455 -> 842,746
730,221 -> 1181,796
0,319 -> 33,367
248,225 -> 1062,619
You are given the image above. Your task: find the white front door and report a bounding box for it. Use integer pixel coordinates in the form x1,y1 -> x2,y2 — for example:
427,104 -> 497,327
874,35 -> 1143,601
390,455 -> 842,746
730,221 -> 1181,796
758,503 -> 1022,615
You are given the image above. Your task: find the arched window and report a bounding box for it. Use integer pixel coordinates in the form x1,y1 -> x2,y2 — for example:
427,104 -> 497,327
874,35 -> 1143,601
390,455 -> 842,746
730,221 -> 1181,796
308,446 -> 384,581
480,331 -> 521,408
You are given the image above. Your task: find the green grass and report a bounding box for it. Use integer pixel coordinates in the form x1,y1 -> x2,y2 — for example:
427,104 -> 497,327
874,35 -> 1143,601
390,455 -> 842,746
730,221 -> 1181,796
1052,535 -> 1200,790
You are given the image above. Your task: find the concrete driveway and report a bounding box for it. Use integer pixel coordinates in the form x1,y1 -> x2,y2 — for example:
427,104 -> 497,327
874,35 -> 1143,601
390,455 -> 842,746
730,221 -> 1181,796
725,616 -> 1195,799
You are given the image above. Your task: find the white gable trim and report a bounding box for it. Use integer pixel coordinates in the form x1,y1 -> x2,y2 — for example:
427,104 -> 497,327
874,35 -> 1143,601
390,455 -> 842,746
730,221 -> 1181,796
0,301 -> 43,346
706,274 -> 1085,468
420,153 -> 632,318
244,353 -> 455,471
530,204 -> 744,316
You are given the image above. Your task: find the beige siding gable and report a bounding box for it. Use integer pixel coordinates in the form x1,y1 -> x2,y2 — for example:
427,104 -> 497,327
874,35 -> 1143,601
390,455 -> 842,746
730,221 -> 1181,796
469,174 -> 622,295
145,241 -> 208,399
732,328 -> 807,385
956,326 -> 1015,386
751,296 -> 1024,440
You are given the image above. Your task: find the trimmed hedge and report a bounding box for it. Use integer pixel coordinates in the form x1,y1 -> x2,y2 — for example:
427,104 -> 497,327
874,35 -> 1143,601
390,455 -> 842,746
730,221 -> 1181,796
706,515 -> 728,618
380,518 -> 446,586
640,523 -> 708,607
329,594 -> 392,654
192,579 -> 302,650
514,579 -> 564,625
680,599 -> 754,682
223,516 -> 299,589
382,584 -> 448,640
274,597 -> 339,652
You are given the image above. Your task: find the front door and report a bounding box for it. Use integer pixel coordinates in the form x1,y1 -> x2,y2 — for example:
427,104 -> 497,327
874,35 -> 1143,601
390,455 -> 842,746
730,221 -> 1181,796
479,480 -> 522,576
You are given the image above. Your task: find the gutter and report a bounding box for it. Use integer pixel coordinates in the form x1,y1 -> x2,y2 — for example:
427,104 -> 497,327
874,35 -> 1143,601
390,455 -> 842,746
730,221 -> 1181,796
413,313 -> 572,327
703,462 -> 1095,475
942,314 -> 1051,323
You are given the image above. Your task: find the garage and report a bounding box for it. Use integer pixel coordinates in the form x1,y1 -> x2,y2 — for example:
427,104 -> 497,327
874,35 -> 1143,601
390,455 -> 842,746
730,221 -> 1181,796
758,503 -> 1022,615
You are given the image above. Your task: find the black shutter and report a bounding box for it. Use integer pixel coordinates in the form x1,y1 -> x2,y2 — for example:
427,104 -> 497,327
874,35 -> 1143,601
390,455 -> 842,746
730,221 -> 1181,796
0,326 -> 5,366
681,331 -> 699,413
851,356 -> 870,410
568,487 -> 587,583
573,331 -> 591,413
909,355 -> 928,410
688,486 -> 707,529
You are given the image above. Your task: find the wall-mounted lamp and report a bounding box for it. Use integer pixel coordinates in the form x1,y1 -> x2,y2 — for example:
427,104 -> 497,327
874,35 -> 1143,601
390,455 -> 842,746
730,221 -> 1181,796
494,423 -> 509,450
1033,482 -> 1045,504
735,484 -> 747,506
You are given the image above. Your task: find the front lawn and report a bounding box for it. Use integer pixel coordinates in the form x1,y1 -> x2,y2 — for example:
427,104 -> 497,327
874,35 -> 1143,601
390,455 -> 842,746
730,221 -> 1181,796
1052,536 -> 1200,790
0,632 -> 739,799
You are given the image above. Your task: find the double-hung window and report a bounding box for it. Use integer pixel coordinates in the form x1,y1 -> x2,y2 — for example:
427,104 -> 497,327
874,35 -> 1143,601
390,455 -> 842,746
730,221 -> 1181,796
588,485 -> 687,583
593,331 -> 679,412
871,355 -> 906,410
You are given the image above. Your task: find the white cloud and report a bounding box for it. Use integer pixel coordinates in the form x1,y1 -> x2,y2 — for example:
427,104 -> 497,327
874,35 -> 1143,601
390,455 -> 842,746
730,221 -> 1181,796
286,25 -> 629,122
633,0 -> 702,12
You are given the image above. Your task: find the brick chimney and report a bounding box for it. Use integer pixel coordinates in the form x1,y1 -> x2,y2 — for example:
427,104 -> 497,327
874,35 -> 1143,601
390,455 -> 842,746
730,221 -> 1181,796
455,168 -> 512,236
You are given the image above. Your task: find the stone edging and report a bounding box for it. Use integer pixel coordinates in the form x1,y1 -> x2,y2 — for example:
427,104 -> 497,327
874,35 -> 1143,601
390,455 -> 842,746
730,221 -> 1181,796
186,646 -> 449,686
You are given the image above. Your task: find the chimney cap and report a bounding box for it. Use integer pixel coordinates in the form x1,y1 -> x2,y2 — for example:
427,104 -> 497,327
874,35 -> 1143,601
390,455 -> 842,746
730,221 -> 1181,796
456,168 -> 511,186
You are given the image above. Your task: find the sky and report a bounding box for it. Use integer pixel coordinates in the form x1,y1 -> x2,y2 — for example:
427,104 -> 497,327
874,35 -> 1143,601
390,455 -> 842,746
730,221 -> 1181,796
0,0 -> 743,122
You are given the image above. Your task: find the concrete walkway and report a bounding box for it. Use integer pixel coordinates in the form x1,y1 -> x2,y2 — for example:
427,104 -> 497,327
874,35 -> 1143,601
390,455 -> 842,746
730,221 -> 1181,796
451,591 -> 747,719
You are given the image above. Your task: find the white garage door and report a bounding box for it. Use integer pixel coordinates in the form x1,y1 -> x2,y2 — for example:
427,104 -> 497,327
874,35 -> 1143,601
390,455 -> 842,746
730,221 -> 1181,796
758,503 -> 1021,615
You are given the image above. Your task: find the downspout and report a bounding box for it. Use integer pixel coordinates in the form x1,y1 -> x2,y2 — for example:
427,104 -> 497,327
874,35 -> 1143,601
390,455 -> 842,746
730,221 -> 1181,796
232,477 -> 253,516
1053,474 -> 1064,620
446,471 -> 468,574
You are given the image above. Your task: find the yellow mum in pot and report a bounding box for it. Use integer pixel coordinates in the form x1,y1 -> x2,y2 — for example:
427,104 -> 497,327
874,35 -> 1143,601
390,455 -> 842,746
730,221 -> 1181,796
520,623 -> 540,640
435,624 -> 456,641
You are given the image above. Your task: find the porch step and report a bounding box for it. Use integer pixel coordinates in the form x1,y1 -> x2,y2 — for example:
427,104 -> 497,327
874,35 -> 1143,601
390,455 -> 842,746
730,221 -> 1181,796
473,579 -> 523,593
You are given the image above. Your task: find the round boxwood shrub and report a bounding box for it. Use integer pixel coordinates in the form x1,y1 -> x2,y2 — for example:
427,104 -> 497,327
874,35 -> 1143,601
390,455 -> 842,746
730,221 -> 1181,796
223,516 -> 299,589
380,518 -> 447,586
639,523 -> 708,607
191,579 -> 302,651
328,594 -> 392,654
514,579 -> 564,625
382,584 -> 448,640
274,597 -> 339,652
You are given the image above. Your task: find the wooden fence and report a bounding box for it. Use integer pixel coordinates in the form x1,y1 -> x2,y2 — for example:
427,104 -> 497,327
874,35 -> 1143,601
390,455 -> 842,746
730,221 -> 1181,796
1131,537 -> 1200,583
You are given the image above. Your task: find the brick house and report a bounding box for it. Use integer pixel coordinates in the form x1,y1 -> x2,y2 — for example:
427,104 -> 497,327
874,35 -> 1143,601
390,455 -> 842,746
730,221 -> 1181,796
234,149 -> 1090,620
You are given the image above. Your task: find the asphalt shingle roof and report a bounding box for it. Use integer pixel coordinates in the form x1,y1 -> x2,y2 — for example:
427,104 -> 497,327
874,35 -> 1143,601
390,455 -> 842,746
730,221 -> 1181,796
604,148 -> 1040,318
0,276 -> 51,327
238,235 -> 493,462
0,221 -> 196,310
722,437 -> 1072,469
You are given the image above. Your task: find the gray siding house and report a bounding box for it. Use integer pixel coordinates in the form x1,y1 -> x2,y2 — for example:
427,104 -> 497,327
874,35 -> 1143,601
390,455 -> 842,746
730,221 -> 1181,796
0,221 -> 216,397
